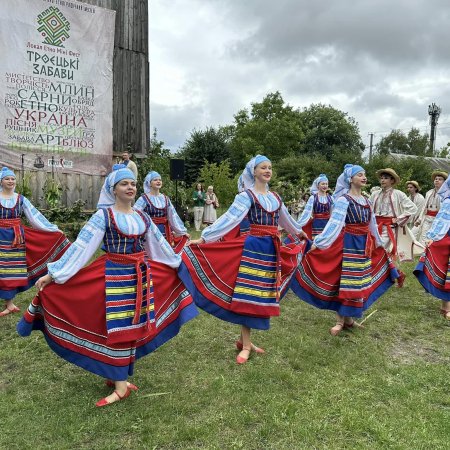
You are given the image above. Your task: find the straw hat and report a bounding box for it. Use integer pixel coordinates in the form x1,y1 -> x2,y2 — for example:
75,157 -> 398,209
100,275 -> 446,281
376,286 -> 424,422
431,170 -> 448,181
376,168 -> 400,185
406,180 -> 420,192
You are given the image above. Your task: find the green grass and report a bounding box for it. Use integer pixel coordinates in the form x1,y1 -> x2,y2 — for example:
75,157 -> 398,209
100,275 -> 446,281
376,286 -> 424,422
1,251 -> 449,449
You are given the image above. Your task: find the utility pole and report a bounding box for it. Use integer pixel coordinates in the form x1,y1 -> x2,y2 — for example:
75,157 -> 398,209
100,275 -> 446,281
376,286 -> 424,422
428,103 -> 441,154
368,133 -> 374,162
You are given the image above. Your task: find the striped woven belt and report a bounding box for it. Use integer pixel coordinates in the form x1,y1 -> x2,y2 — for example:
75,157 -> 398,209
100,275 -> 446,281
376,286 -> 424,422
0,218 -> 24,247
107,251 -> 151,326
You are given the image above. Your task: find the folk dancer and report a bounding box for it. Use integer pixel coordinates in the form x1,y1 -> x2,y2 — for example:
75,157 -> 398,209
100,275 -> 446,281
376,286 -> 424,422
296,174 -> 333,239
413,171 -> 448,246
369,168 -> 420,285
18,165 -> 198,407
0,167 -> 69,317
134,171 -> 190,253
405,181 -> 425,229
414,174 -> 450,320
180,155 -> 307,364
290,164 -> 400,336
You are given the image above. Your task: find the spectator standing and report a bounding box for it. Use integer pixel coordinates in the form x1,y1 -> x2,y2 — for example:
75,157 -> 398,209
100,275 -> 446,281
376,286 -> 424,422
121,151 -> 138,179
203,186 -> 219,226
192,183 -> 206,231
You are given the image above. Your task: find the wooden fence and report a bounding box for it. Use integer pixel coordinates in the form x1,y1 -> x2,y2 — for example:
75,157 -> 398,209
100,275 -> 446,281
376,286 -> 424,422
18,170 -> 104,209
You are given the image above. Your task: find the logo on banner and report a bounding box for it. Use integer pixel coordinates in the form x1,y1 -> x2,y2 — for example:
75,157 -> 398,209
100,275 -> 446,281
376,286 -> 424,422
37,7 -> 70,47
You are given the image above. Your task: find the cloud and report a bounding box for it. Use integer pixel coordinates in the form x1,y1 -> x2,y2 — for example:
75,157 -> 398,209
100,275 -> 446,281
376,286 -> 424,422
149,0 -> 450,151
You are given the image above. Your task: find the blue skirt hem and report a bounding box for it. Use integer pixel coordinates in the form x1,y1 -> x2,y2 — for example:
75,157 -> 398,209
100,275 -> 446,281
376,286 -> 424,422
414,262 -> 450,302
290,276 -> 395,318
178,262 -> 270,330
16,303 -> 199,380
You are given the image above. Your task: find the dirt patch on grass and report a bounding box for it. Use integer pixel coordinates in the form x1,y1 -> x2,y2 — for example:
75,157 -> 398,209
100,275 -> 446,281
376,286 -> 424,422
390,340 -> 444,365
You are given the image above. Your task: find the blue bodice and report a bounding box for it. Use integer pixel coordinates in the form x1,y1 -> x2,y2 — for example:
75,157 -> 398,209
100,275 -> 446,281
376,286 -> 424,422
313,193 -> 332,214
141,194 -> 167,219
0,194 -> 23,219
246,190 -> 280,226
101,208 -> 149,254
344,195 -> 371,224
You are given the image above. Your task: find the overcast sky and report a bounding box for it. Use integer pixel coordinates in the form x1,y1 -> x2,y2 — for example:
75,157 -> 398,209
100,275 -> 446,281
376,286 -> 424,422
149,0 -> 450,154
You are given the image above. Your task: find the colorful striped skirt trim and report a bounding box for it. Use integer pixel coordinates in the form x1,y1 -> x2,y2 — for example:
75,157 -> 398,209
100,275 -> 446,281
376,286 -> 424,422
0,225 -> 70,300
179,233 -> 305,329
413,234 -> 450,302
290,228 -> 399,317
17,256 -> 198,380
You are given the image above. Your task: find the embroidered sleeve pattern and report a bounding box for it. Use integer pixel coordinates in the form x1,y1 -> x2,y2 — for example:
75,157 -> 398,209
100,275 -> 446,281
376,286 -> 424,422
314,197 -> 348,249
48,210 -> 105,283
22,196 -> 59,231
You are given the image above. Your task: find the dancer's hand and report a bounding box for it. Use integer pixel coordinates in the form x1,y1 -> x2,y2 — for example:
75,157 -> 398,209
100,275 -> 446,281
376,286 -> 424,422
188,238 -> 205,245
424,239 -> 433,247
309,244 -> 317,252
35,274 -> 52,291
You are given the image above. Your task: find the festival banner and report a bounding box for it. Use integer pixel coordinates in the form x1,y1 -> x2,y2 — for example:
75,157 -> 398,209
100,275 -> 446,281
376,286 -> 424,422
0,0 -> 115,175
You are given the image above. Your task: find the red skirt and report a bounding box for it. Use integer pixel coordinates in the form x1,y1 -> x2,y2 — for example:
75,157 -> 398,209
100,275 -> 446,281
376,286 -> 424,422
290,228 -> 399,317
17,255 -> 198,380
414,233 -> 450,301
0,225 -> 70,300
179,231 -> 306,329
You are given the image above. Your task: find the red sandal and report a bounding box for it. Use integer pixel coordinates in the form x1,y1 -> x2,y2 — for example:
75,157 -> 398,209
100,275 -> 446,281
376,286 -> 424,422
96,387 -> 132,407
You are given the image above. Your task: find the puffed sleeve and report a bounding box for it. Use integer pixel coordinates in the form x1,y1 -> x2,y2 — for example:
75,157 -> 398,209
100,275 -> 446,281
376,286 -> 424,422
313,197 -> 349,249
296,195 -> 314,227
22,196 -> 60,232
167,198 -> 188,236
48,210 -> 105,283
133,195 -> 147,211
426,198 -> 450,241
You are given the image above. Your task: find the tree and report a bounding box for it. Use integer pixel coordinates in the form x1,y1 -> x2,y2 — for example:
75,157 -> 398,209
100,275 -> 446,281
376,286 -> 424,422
376,127 -> 430,156
435,142 -> 450,159
198,160 -> 238,207
298,104 -> 364,159
228,92 -> 304,171
179,127 -> 230,185
364,153 -> 433,193
137,129 -> 189,208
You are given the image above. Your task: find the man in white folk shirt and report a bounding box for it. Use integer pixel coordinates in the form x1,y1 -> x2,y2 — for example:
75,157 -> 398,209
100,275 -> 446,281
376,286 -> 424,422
370,168 -> 422,287
413,170 -> 448,245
